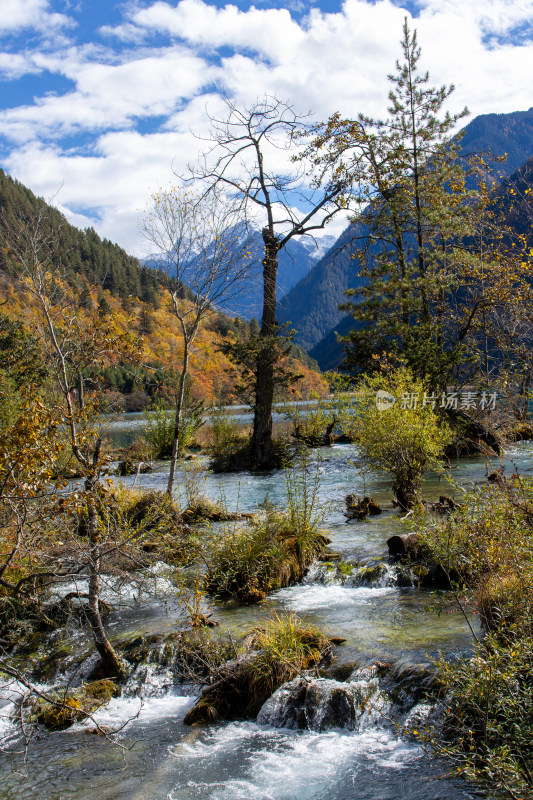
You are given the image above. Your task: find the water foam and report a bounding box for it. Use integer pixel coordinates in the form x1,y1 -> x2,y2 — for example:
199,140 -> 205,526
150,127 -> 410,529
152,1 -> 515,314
272,583 -> 395,612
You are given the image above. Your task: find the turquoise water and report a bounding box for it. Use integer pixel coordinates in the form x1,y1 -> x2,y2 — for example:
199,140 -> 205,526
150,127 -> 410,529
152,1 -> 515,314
1,441 -> 527,799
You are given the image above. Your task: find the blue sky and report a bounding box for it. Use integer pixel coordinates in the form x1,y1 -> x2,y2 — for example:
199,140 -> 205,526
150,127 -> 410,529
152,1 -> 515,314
1,0 -> 532,254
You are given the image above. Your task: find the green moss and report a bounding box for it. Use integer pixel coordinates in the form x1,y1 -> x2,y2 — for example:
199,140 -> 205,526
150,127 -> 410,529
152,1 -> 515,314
411,564 -> 429,581
336,560 -> 354,577
35,679 -> 121,731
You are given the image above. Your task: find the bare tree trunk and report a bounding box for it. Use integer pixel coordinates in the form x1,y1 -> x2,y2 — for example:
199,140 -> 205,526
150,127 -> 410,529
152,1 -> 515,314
85,441 -> 127,679
251,229 -> 278,469
167,343 -> 189,496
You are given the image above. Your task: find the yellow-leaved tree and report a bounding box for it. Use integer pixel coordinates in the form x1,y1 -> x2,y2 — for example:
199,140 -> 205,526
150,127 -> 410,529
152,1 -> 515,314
344,364 -> 452,509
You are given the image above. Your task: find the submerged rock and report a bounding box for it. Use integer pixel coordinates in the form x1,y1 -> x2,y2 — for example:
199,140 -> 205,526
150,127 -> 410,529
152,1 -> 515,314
116,459 -> 153,476
387,532 -> 426,560
386,534 -> 455,589
344,495 -> 382,520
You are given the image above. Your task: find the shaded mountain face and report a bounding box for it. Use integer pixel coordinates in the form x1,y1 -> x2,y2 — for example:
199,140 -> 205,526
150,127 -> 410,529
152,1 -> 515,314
0,169 -> 163,306
458,108 -> 533,176
277,221 -> 367,353
145,222 -> 335,321
220,229 -> 336,320
278,108 -> 533,369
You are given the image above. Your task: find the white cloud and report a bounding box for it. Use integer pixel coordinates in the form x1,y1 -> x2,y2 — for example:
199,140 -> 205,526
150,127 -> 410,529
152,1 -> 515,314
0,46 -> 215,141
2,0 -> 533,257
5,131 -> 201,254
0,0 -> 71,35
0,52 -> 42,79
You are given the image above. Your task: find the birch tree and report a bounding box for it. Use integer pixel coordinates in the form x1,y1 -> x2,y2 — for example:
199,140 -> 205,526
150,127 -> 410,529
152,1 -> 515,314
141,187 -> 250,493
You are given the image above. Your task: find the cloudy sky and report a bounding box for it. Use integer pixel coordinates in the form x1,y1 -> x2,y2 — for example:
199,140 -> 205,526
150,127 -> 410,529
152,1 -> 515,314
1,0 -> 532,256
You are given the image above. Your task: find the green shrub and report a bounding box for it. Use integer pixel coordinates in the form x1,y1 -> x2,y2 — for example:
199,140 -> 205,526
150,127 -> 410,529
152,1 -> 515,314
429,632 -> 533,799
346,364 -> 452,509
144,395 -> 205,459
143,400 -> 174,459
417,476 -> 533,798
207,405 -> 250,471
418,477 -> 533,634
282,375 -> 355,446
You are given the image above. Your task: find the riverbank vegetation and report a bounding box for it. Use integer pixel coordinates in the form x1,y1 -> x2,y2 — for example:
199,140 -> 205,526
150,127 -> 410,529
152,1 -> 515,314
414,476 -> 533,798
205,451 -> 328,602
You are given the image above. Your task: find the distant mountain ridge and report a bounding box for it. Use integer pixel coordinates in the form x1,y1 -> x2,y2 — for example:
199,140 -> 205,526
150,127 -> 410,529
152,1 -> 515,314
145,222 -> 336,321
277,108 -> 533,368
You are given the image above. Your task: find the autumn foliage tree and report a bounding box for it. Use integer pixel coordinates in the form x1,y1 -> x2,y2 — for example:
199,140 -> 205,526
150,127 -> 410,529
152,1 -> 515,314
2,205 -> 139,677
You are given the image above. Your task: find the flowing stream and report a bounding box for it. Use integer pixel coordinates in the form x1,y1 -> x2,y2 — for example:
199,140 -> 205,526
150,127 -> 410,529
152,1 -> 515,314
2,441 -> 531,799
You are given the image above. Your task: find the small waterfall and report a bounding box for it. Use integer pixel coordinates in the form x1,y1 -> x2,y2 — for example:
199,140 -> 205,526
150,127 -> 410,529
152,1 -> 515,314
349,560 -> 415,588
304,557 -> 417,589
257,660 -> 438,738
258,667 -> 390,732
301,561 -> 343,585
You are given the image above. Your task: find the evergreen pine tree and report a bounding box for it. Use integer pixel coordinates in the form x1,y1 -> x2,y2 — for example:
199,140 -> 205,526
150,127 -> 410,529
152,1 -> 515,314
311,20 -> 470,387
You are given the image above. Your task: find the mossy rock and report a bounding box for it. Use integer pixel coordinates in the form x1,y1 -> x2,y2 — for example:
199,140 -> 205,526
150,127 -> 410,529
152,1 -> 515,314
35,679 -> 121,730
511,422 -> 533,442
337,561 -> 354,577
358,564 -> 384,583
36,645 -> 72,680
119,633 -> 161,665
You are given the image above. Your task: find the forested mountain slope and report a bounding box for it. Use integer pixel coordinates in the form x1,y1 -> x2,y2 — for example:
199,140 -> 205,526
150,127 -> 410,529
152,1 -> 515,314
278,109 -> 533,367
0,171 -> 325,407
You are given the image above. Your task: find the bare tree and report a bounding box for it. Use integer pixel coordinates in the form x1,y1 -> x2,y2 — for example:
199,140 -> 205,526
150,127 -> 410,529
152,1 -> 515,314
2,206 -> 130,678
188,95 -> 344,469
141,187 -> 251,494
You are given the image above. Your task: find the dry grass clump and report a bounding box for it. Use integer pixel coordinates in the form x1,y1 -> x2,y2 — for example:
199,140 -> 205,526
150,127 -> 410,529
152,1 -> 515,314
240,612 -> 331,710
184,612 -> 331,725
112,487 -> 202,565
205,506 -> 328,603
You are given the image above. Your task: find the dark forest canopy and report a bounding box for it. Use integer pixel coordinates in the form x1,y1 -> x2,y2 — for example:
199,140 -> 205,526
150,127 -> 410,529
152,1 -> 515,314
0,169 -> 164,307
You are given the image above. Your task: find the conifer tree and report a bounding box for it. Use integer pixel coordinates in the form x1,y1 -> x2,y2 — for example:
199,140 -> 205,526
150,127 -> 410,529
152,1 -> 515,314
309,21 -> 470,387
